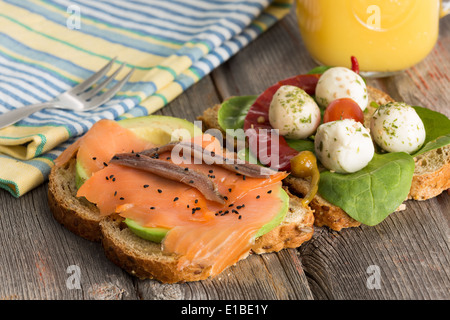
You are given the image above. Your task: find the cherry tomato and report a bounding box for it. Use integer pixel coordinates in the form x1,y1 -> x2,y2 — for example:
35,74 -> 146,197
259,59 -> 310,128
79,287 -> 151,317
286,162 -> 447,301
323,98 -> 364,124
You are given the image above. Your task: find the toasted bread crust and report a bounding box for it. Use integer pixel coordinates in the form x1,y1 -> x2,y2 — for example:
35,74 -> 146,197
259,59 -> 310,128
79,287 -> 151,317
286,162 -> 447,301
100,215 -> 213,283
409,146 -> 450,200
48,159 -> 102,241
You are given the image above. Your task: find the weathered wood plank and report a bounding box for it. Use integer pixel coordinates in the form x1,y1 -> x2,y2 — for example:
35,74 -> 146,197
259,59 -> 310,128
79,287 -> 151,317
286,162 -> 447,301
300,194 -> 450,300
0,184 -> 138,300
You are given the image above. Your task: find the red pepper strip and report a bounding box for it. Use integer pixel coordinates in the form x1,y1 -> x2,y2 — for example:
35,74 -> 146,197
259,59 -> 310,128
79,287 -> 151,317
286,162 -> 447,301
243,74 -> 320,171
351,56 -> 360,74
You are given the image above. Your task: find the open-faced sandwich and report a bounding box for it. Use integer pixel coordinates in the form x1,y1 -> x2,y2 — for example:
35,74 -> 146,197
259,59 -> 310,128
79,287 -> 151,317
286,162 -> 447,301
199,61 -> 450,231
48,115 -> 314,283
48,60 -> 449,283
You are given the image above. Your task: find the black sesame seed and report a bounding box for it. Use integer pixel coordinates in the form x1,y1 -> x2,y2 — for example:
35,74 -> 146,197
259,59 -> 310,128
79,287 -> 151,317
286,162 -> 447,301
256,195 -> 260,199
120,197 -> 124,200
195,199 -> 198,204
228,188 -> 232,193
232,209 -> 239,214
189,180 -> 194,184
92,157 -> 97,160
103,162 -> 108,167
209,169 -> 214,173
166,157 -> 171,160
143,184 -> 149,188
184,167 -> 189,171
157,189 -> 162,193
228,204 -> 234,207
112,178 -> 116,182
242,175 -> 246,180
187,204 -> 190,208
106,176 -> 109,180
150,206 -> 155,210
114,191 -> 117,196
136,153 -> 140,157
224,196 -> 228,200
173,197 -> 179,202
267,190 -> 272,194
238,215 -> 242,219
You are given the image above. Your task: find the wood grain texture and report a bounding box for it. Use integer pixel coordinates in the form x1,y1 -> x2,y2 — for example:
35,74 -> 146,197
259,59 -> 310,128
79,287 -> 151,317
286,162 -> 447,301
0,8 -> 448,300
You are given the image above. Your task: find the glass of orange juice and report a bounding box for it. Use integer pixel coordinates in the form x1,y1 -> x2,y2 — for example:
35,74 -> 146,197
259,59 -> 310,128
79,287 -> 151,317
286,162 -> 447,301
296,0 -> 450,77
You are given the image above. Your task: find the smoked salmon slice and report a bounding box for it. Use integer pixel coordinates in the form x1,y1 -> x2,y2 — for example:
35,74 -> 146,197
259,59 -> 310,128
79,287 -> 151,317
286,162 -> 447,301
65,121 -> 288,279
54,119 -> 155,176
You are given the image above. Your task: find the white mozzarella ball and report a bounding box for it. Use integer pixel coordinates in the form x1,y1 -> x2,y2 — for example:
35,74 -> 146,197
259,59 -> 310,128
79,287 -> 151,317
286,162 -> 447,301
370,102 -> 426,154
315,119 -> 374,173
268,85 -> 321,139
315,67 -> 368,111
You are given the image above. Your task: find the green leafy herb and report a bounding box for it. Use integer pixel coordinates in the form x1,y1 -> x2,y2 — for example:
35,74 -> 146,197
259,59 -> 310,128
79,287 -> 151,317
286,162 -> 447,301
412,106 -> 450,156
307,65 -> 333,75
318,152 -> 415,226
285,138 -> 315,153
217,95 -> 257,130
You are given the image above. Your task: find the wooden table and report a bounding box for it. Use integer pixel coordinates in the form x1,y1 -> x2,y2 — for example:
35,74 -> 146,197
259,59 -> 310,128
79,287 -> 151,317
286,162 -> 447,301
0,8 -> 449,301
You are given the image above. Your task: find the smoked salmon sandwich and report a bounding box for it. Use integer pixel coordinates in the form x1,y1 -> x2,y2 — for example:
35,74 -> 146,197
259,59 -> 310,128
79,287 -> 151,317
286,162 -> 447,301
199,61 -> 450,232
48,115 -> 314,283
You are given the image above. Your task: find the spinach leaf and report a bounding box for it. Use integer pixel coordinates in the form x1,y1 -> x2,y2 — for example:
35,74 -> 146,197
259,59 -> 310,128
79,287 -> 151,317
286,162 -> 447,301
307,65 -> 333,75
412,106 -> 450,156
318,152 -> 415,226
285,138 -> 315,153
218,95 -> 257,130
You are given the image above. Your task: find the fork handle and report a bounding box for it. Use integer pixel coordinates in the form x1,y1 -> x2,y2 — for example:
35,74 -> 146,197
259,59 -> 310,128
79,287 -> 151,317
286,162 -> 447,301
0,102 -> 55,130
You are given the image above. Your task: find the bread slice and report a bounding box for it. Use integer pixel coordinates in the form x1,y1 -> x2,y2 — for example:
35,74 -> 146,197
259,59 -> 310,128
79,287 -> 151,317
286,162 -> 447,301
48,158 -> 102,242
48,141 -> 315,282
409,145 -> 450,200
198,86 -> 450,231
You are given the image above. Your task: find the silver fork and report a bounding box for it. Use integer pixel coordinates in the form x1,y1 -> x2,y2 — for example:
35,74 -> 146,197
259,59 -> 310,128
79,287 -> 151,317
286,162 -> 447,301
0,57 -> 134,129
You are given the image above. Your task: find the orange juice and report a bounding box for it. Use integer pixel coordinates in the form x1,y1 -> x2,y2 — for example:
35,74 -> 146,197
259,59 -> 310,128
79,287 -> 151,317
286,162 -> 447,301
296,0 -> 442,73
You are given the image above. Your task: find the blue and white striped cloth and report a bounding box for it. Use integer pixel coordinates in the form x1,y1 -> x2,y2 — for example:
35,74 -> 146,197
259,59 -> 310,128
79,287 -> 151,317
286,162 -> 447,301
0,0 -> 293,197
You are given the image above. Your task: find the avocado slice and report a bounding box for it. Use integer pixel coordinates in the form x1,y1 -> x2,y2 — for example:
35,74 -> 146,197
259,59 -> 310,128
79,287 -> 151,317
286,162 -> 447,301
125,187 -> 289,243
75,115 -> 202,187
124,218 -> 170,243
118,115 -> 202,146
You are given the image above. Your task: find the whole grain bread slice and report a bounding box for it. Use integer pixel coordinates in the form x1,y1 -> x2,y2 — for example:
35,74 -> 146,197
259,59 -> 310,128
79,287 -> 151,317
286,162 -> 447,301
198,86 -> 450,231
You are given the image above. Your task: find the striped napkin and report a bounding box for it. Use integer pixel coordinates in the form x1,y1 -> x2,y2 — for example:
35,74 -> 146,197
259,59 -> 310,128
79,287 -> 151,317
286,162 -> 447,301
0,0 -> 293,197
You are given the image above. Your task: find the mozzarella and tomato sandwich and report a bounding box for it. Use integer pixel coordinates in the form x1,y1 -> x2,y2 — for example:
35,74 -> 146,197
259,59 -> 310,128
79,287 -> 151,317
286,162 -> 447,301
200,60 -> 449,231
